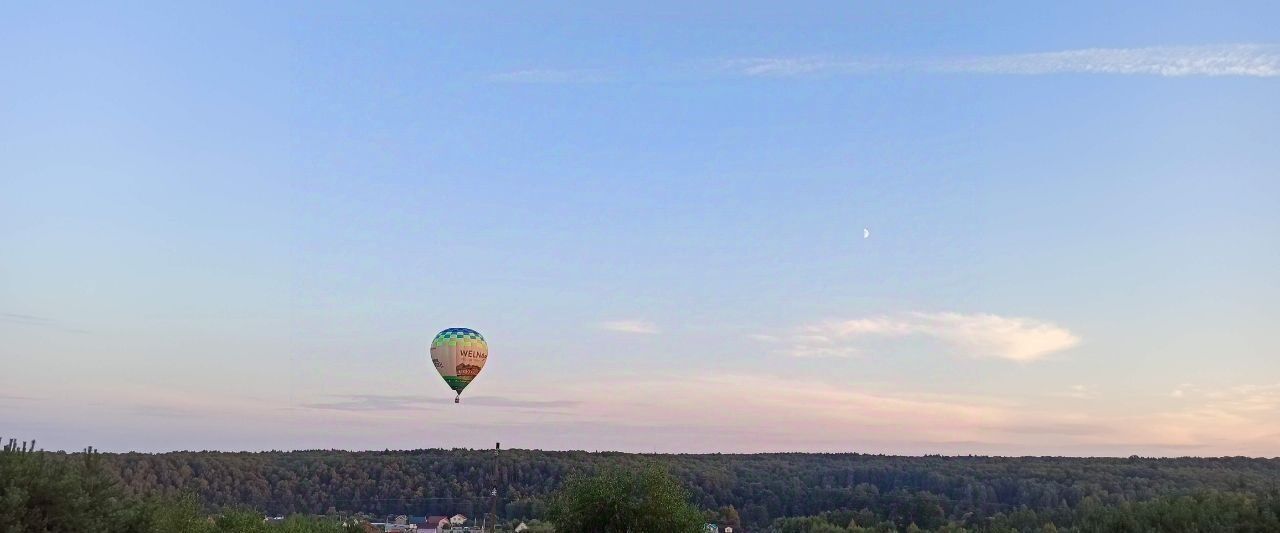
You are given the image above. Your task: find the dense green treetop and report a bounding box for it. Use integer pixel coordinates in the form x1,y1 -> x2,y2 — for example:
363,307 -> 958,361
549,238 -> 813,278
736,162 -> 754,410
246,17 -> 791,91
546,464 -> 704,533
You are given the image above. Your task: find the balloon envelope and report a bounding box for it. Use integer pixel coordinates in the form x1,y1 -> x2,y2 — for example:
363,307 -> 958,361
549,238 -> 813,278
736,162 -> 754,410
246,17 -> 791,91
430,327 -> 488,398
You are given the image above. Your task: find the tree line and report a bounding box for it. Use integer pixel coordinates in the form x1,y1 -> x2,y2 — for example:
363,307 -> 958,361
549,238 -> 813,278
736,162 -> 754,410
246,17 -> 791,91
99,448 -> 1280,523
6,439 -> 1280,531
1,438 -> 356,532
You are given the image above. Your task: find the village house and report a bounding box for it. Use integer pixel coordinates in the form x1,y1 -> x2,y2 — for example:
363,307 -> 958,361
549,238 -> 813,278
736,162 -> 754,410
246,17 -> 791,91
414,515 -> 450,533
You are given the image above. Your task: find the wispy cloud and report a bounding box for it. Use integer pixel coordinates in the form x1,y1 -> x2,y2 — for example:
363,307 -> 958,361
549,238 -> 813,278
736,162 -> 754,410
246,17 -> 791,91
981,421 -> 1112,437
499,45 -> 1280,83
460,396 -> 580,409
1196,383 -> 1280,413
731,44 -> 1280,78
935,44 -> 1280,77
300,394 -> 578,412
0,393 -> 36,407
127,404 -> 207,418
598,319 -> 660,335
300,394 -> 430,412
1,312 -> 55,325
563,375 -> 1280,455
1135,383 -> 1280,451
574,374 -> 1015,443
726,57 -> 891,77
489,68 -> 610,84
1059,384 -> 1100,400
1,312 -> 89,333
22,373 -> 1278,455
758,312 -> 1080,361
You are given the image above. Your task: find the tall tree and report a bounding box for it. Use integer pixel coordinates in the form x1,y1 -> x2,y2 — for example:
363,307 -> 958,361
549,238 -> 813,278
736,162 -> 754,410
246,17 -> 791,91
546,464 -> 704,533
717,505 -> 742,531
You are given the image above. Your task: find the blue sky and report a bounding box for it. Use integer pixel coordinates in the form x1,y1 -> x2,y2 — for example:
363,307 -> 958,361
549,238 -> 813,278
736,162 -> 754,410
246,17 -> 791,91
2,2 -> 1278,455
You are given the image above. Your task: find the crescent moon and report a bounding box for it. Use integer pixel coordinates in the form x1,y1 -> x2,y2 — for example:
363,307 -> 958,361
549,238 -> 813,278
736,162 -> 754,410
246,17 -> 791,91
863,228 -> 870,239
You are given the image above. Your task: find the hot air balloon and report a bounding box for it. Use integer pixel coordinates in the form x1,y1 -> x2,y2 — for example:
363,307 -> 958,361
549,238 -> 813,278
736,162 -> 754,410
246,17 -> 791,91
430,327 -> 488,403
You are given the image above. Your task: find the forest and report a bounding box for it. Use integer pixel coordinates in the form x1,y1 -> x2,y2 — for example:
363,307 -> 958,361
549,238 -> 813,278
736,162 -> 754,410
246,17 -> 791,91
85,446 -> 1280,531
5,438 -> 1280,531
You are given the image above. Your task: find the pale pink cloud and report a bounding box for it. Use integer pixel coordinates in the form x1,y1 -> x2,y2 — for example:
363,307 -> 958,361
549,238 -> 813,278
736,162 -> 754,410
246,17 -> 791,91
764,312 -> 1080,361
598,319 -> 660,334
1130,383 -> 1280,450
12,372 -> 1278,456
538,376 -> 1280,455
